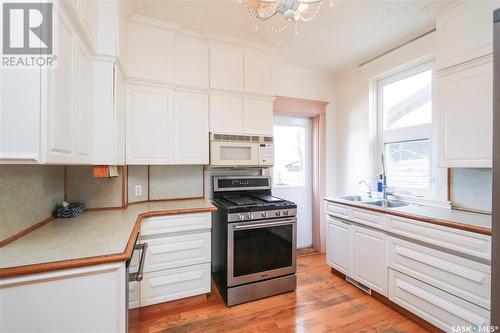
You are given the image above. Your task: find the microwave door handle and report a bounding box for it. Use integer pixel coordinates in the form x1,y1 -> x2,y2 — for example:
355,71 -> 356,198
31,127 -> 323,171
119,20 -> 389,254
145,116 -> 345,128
234,220 -> 296,230
129,242 -> 147,282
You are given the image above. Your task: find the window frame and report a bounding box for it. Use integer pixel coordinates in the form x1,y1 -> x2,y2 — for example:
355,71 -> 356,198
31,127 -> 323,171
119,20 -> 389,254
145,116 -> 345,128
373,60 -> 436,198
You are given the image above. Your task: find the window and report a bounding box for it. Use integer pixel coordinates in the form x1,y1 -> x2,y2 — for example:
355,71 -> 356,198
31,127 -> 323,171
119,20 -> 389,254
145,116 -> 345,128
273,125 -> 306,187
376,62 -> 434,196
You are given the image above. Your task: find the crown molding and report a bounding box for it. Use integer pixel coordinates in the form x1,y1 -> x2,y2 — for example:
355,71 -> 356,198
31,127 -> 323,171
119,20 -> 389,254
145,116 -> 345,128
128,14 -> 182,33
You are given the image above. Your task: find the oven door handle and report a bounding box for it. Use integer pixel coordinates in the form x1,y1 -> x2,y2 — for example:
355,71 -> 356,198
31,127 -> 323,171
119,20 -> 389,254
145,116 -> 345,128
233,220 -> 296,230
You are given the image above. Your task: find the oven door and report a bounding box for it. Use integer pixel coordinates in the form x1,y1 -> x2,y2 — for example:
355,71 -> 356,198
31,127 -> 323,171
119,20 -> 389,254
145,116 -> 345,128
227,217 -> 296,287
210,141 -> 259,167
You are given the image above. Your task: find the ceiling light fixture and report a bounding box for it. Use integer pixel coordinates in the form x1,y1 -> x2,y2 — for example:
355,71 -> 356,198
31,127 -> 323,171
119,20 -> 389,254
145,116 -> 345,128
243,0 -> 332,33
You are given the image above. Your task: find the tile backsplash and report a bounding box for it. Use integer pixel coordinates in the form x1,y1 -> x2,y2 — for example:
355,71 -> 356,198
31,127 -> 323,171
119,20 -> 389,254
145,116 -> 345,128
450,168 -> 492,213
0,165 -> 64,241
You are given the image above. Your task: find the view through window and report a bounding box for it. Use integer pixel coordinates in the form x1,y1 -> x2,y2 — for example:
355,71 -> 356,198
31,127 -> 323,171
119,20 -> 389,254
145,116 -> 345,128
378,64 -> 433,195
273,125 -> 306,187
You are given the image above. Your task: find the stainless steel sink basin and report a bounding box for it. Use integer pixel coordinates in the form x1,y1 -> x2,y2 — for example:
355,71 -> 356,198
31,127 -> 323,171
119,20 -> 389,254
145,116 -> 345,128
339,195 -> 378,203
364,200 -> 410,208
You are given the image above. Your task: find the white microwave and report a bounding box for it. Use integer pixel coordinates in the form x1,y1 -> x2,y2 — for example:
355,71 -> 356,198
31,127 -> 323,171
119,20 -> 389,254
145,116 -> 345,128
210,133 -> 274,167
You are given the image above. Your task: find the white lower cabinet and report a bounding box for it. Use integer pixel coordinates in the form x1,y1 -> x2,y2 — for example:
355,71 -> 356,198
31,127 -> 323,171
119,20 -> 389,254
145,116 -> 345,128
129,281 -> 140,309
325,200 -> 492,331
133,212 -> 212,308
389,269 -> 490,332
326,216 -> 352,276
0,263 -> 127,332
351,225 -> 388,296
326,216 -> 388,296
141,263 -> 211,307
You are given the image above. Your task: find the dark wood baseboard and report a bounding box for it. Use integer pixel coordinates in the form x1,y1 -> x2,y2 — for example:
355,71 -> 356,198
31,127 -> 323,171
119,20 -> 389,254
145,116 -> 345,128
297,247 -> 319,257
330,268 -> 443,333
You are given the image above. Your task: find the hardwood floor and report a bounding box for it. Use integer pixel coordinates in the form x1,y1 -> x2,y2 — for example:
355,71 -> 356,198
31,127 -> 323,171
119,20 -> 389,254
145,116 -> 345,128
129,254 -> 427,333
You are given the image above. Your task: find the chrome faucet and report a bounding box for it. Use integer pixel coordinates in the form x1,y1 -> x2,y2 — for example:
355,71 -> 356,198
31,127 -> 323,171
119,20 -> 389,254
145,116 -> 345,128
380,154 -> 389,200
358,179 -> 372,198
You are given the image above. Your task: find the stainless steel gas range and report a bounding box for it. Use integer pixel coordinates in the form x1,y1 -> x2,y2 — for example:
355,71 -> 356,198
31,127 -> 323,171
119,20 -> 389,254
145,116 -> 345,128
211,176 -> 297,306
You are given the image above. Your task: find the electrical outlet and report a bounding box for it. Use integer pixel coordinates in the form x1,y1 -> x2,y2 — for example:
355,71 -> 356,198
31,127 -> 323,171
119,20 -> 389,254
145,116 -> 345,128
135,185 -> 142,197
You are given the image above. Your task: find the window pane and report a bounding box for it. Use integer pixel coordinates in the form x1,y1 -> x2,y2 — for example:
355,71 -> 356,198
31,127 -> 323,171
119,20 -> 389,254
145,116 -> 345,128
384,139 -> 430,191
383,69 -> 432,130
273,125 -> 305,187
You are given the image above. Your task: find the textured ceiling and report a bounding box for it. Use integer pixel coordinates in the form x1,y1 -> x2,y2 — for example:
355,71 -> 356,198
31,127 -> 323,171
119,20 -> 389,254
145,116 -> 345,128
131,0 -> 435,73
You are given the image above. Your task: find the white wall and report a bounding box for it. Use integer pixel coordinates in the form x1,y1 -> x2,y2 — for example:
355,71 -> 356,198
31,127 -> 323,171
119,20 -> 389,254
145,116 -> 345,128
330,32 -> 436,196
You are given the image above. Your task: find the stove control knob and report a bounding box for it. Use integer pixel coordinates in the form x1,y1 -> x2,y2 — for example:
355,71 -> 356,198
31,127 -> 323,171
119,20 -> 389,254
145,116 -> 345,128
261,212 -> 267,218
238,214 -> 245,221
283,210 -> 289,216
276,211 -> 281,216
247,213 -> 253,220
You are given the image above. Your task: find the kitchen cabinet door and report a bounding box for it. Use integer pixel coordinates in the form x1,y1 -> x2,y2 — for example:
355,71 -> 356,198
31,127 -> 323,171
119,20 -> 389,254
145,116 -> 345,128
174,91 -> 209,164
209,47 -> 244,92
174,37 -> 209,89
243,97 -> 274,135
209,93 -> 244,134
435,1 -> 500,70
244,54 -> 274,95
128,24 -> 174,83
326,216 -> 352,276
436,58 -> 493,168
0,68 -> 41,163
126,84 -> 175,164
74,41 -> 94,163
352,225 -> 388,296
43,7 -> 77,164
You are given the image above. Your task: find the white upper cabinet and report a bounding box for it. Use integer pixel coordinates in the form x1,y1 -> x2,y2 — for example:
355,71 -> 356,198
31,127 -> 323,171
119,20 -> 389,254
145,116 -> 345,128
93,62 -> 125,165
210,46 -> 244,92
243,97 -> 274,135
244,53 -> 274,95
436,58 -> 493,168
174,91 -> 209,164
43,8 -> 77,164
74,43 -> 95,163
209,93 -> 244,134
434,1 -> 500,70
174,37 -> 209,89
128,24 -> 175,83
126,84 -> 175,164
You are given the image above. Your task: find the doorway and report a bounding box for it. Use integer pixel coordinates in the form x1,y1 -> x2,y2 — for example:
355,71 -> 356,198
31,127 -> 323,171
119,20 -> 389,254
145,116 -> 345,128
272,115 -> 313,249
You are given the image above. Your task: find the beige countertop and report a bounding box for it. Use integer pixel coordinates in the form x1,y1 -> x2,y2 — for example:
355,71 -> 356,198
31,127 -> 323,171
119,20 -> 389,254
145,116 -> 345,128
325,196 -> 491,235
0,199 -> 217,278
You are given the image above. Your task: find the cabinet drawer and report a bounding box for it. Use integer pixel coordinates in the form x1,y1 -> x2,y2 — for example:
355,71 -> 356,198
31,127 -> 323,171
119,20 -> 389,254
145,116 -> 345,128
143,232 -> 211,273
385,215 -> 491,260
140,263 -> 211,307
326,203 -> 350,220
141,212 -> 211,237
352,208 -> 384,229
389,237 -> 490,309
129,281 -> 140,309
389,270 -> 490,332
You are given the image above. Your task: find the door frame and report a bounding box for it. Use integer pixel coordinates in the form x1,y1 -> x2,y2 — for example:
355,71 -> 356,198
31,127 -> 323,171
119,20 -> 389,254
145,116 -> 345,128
273,96 -> 328,253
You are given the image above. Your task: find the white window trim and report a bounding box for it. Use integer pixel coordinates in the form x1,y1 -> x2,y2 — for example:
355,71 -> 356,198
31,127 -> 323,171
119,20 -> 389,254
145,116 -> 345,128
369,58 -> 448,201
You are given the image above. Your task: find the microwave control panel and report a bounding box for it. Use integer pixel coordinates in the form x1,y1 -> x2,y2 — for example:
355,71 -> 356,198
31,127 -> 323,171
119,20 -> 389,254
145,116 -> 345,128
259,143 -> 274,166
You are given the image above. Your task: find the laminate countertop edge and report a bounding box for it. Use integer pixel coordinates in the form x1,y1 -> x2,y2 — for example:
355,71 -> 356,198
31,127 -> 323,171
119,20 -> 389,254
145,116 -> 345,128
0,206 -> 218,279
324,197 -> 491,236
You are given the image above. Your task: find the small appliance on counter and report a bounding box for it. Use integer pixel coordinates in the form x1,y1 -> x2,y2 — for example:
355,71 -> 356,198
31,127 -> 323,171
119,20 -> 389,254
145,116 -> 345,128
211,176 -> 297,306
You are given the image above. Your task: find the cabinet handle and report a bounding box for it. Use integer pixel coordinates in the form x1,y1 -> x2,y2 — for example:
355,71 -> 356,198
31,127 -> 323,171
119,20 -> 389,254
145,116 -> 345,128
129,242 -> 148,282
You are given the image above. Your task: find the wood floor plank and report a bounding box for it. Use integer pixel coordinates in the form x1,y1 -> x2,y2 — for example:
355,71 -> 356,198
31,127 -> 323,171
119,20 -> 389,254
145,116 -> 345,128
129,254 -> 428,333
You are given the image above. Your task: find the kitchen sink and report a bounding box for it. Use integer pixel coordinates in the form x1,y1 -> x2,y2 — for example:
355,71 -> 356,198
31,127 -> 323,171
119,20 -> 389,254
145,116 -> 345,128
364,200 -> 410,208
339,195 -> 379,202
